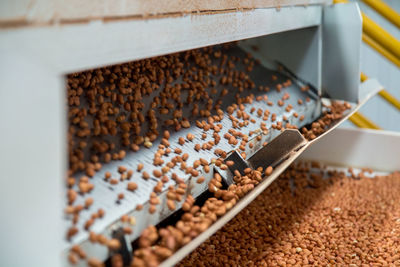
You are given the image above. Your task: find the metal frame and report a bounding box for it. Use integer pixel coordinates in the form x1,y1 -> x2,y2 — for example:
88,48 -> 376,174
0,3 -> 379,267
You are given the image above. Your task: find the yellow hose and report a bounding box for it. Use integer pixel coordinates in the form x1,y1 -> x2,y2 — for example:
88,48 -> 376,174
361,73 -> 400,111
361,0 -> 400,29
334,0 -> 400,68
350,112 -> 381,130
362,34 -> 400,68
348,113 -> 370,128
379,90 -> 400,111
362,14 -> 400,60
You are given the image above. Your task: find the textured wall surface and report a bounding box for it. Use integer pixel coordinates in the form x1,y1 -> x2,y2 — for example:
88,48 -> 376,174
341,0 -> 400,131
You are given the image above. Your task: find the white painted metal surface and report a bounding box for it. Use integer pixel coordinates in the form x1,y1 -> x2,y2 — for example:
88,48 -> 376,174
301,127 -> 400,171
0,51 -> 65,267
0,6 -> 323,74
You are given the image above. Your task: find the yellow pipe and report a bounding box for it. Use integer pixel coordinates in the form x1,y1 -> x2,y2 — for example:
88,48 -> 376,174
350,112 -> 381,129
349,113 -> 370,128
362,13 -> 400,60
362,34 -> 400,68
360,72 -> 368,82
334,0 -> 400,67
361,0 -> 400,29
361,73 -> 400,111
355,112 -> 381,129
379,90 -> 400,111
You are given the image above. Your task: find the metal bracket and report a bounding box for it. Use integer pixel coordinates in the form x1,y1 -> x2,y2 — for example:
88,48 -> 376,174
223,129 -> 306,180
224,151 -> 249,177
248,129 -> 306,170
111,228 -> 132,266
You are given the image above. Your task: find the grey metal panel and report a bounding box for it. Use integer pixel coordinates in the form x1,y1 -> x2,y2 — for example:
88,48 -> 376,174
322,2 -> 362,103
240,26 -> 323,93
